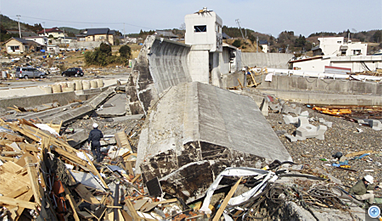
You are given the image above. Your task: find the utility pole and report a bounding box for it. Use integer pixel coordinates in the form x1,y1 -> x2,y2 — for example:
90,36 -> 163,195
256,36 -> 259,53
43,22 -> 46,36
235,19 -> 245,40
16,15 -> 21,38
123,23 -> 125,40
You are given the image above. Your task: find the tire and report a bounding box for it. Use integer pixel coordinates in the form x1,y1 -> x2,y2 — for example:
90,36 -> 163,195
75,73 -> 78,77
24,75 -> 29,80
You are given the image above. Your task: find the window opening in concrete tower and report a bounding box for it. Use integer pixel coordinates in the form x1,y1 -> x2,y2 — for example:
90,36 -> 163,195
194,25 -> 207,32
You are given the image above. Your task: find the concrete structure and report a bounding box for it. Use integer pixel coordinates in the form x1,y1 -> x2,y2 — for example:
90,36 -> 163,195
257,75 -> 382,106
242,53 -> 294,69
313,37 -> 368,56
185,8 -> 222,53
136,81 -> 292,202
185,7 -> 238,87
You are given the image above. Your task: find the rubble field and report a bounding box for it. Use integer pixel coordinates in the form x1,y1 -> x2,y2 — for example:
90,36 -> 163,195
0,80 -> 379,220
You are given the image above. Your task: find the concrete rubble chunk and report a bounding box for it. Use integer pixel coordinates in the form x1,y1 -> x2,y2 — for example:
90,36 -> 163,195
370,120 -> 382,131
319,118 -> 333,128
283,114 -> 298,125
281,103 -> 302,115
136,81 -> 292,202
96,93 -> 128,117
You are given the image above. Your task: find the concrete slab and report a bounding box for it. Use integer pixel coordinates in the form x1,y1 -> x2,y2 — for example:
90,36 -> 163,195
96,94 -> 128,117
136,82 -> 292,202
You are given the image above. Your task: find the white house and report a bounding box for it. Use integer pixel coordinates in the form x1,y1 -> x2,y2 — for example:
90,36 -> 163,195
312,37 -> 368,56
290,55 -> 382,73
23,36 -> 48,46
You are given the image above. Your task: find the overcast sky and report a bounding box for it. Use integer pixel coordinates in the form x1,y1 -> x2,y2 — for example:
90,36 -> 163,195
1,0 -> 381,37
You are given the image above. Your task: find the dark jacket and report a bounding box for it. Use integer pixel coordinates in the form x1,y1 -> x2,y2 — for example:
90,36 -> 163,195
349,179 -> 375,195
88,128 -> 103,148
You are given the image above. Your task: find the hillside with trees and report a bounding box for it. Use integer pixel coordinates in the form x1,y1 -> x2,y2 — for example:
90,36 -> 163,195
1,14 -> 381,54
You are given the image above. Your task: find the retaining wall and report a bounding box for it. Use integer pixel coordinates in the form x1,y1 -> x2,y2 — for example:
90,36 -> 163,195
257,75 -> 382,105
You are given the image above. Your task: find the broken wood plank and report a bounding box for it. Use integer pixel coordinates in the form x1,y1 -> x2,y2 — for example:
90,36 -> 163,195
0,156 -> 17,162
6,186 -> 30,198
64,185 -> 80,221
237,78 -> 244,90
213,177 -> 242,221
0,196 -> 37,210
131,174 -> 141,183
25,156 -> 41,206
345,150 -> 375,158
115,131 -> 133,152
124,199 -> 141,221
0,161 -> 23,173
53,147 -> 92,172
74,184 -> 100,204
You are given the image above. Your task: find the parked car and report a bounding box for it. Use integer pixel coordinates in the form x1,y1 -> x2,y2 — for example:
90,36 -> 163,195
15,67 -> 46,79
61,68 -> 84,77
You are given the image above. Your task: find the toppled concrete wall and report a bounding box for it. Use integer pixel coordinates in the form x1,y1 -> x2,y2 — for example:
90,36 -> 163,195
136,82 -> 292,202
242,53 -> 294,69
257,75 -> 382,105
132,35 -> 192,113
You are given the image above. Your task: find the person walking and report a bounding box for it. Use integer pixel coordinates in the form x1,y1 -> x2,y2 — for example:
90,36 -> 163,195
349,175 -> 378,204
88,123 -> 103,162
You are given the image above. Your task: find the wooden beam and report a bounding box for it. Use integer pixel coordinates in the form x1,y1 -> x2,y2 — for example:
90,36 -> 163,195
237,78 -> 244,90
25,156 -> 41,206
213,177 -> 242,221
64,185 -> 80,221
0,196 -> 37,210
53,147 -> 92,172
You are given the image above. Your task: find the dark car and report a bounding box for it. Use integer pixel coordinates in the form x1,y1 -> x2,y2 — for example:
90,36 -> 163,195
61,68 -> 84,77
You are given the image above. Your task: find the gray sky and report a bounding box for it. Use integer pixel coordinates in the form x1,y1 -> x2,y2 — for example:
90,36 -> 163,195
1,0 -> 381,37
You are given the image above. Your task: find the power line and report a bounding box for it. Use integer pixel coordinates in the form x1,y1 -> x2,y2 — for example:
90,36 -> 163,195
10,15 -> 153,30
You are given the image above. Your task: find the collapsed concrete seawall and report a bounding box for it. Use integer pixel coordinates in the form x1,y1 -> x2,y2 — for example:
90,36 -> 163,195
136,81 -> 292,202
132,36 -> 192,113
242,53 -> 294,69
257,75 -> 382,105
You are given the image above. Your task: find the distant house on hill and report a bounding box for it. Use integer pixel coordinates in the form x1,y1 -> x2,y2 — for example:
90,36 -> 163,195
82,28 -> 117,45
4,37 -> 42,54
259,40 -> 269,53
312,37 -> 368,56
38,27 -> 67,39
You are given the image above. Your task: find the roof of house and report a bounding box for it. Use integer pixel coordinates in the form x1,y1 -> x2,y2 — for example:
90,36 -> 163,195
4,37 -> 37,45
37,27 -> 63,34
85,28 -> 110,35
259,40 -> 268,45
